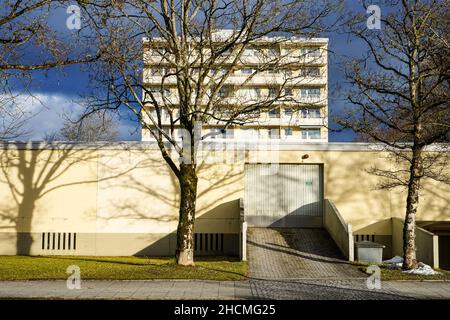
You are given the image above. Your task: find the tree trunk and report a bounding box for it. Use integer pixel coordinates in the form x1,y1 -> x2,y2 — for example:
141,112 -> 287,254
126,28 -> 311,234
402,146 -> 423,270
17,200 -> 35,255
175,163 -> 198,266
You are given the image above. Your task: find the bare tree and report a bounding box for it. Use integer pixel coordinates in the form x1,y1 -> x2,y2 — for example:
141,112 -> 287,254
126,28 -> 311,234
0,0 -> 101,139
337,0 -> 449,269
0,89 -> 30,139
82,0 -> 340,265
0,0 -> 99,72
56,111 -> 119,142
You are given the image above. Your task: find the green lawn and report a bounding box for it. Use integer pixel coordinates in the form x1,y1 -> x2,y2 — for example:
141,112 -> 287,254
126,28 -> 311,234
354,262 -> 450,281
0,256 -> 247,281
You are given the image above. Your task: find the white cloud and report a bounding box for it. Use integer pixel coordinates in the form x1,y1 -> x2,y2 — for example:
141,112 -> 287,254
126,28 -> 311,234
4,92 -> 140,141
11,92 -> 82,140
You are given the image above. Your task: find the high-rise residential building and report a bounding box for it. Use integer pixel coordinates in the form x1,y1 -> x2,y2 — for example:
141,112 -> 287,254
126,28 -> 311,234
141,32 -> 328,142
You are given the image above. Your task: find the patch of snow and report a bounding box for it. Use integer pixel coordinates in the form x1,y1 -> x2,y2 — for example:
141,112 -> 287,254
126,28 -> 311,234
402,262 -> 442,276
382,256 -> 441,275
383,256 -> 403,264
383,256 -> 403,269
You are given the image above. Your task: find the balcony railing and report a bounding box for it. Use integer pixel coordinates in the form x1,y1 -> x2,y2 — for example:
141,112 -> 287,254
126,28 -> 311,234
142,93 -> 327,106
143,73 -> 327,87
144,51 -> 327,66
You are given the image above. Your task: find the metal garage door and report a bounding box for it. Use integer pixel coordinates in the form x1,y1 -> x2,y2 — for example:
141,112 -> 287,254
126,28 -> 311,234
244,164 -> 323,227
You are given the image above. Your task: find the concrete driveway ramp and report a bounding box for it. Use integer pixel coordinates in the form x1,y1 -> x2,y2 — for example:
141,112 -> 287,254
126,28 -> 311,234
248,228 -> 362,279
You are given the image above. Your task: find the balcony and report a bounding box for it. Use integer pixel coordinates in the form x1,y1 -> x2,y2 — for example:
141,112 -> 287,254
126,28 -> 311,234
224,74 -> 326,86
237,54 -> 327,66
143,73 -> 327,87
142,90 -> 327,107
144,51 -> 327,67
142,107 -> 327,128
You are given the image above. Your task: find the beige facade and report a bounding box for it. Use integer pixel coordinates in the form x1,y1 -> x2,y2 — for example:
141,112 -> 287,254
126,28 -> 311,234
142,33 -> 329,142
0,142 -> 448,262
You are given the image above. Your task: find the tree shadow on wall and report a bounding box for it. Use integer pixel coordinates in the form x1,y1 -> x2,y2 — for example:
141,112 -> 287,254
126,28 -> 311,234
98,157 -> 244,257
0,142 -> 144,255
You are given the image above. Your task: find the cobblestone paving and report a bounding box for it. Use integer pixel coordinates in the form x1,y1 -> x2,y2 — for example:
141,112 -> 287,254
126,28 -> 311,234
250,279 -> 450,300
248,228 -> 362,279
249,279 -> 410,300
0,280 -> 449,300
0,280 -> 253,300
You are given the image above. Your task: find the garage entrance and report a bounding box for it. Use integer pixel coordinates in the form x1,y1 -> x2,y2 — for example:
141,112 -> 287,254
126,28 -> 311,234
244,163 -> 324,227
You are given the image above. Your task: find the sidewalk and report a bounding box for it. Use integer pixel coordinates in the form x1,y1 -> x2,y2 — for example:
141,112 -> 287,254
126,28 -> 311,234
0,279 -> 448,300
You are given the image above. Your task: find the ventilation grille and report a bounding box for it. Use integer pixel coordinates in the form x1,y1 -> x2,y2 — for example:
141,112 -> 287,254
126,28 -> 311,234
355,234 -> 375,242
194,233 -> 224,254
41,232 -> 77,251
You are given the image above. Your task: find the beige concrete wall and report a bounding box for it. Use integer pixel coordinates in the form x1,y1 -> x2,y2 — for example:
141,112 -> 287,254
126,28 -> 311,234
392,217 -> 439,268
0,142 -> 448,256
392,218 -> 404,258
0,144 -> 244,256
416,226 -> 439,268
323,199 -> 354,261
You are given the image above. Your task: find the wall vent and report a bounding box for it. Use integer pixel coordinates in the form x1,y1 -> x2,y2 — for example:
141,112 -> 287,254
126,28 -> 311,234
194,233 -> 224,254
41,232 -> 77,251
355,234 -> 375,242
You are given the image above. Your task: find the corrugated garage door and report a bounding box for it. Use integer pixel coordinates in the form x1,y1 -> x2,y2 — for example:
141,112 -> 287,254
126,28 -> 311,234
244,164 -> 323,227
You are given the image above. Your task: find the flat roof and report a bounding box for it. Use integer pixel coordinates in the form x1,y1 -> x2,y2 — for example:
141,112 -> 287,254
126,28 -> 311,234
143,34 -> 329,45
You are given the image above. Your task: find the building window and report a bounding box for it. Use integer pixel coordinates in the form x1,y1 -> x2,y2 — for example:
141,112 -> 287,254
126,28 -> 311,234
209,128 -> 221,139
219,86 -> 232,98
209,128 -> 233,139
149,128 -> 159,138
177,128 -> 191,140
284,108 -> 293,116
269,108 -> 280,118
284,128 -> 293,137
269,128 -> 280,139
221,48 -> 232,56
244,109 -> 261,119
253,48 -> 263,58
238,88 -> 249,98
285,88 -> 293,97
223,128 -> 234,139
284,69 -> 293,77
162,127 -> 171,135
149,87 -> 171,97
267,68 -> 278,74
151,68 -> 169,76
268,88 -> 278,98
152,48 -> 169,57
301,47 -> 321,58
237,88 -> 261,100
300,88 -> 321,98
211,68 -> 228,76
301,108 -> 321,118
301,128 -> 321,140
300,68 -> 321,77
241,68 -> 254,74
151,68 -> 160,76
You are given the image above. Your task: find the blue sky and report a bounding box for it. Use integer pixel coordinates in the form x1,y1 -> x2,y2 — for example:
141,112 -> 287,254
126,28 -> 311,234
10,1 -> 374,142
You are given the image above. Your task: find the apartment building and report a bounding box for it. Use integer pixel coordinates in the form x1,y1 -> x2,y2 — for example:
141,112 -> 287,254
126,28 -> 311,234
141,32 -> 328,142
